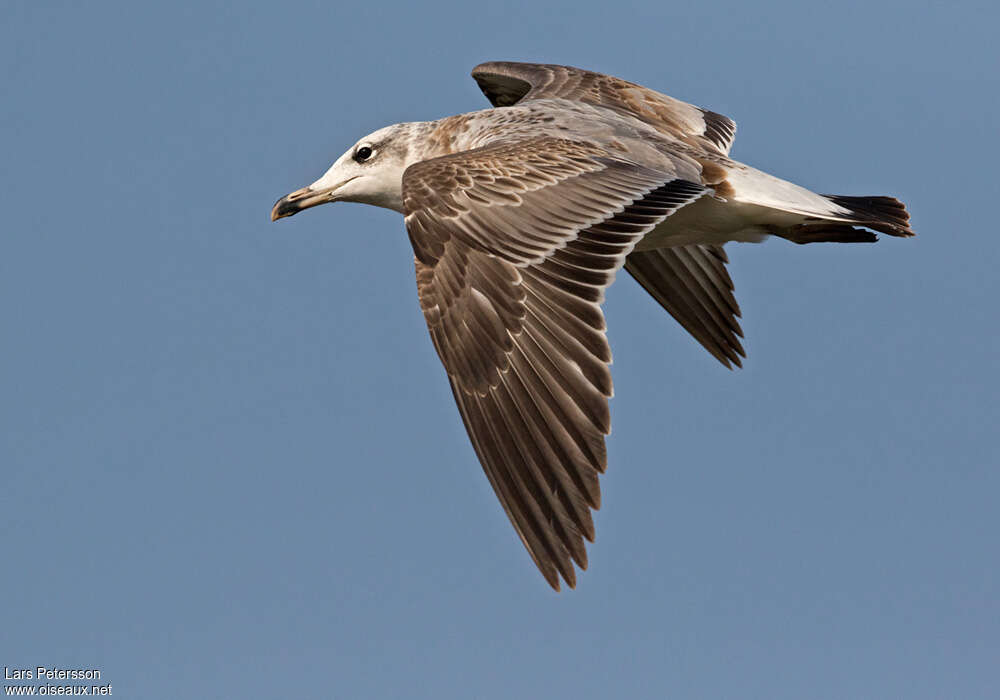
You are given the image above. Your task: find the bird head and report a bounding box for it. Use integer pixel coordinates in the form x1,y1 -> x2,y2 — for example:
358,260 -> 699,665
271,123 -> 417,220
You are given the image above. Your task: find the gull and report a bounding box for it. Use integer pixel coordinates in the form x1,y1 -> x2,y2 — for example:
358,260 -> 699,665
271,62 -> 913,590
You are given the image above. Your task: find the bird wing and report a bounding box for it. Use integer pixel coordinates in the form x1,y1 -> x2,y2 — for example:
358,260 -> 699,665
471,61 -> 737,156
403,137 -> 706,590
624,245 -> 745,368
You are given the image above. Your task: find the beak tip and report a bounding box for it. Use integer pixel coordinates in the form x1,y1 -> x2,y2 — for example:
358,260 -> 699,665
270,193 -> 299,222
270,186 -> 324,222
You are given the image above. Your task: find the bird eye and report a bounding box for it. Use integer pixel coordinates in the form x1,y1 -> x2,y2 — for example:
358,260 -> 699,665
354,145 -> 374,162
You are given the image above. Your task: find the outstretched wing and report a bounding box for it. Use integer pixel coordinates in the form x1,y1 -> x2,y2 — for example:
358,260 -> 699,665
403,138 -> 705,590
471,61 -> 737,156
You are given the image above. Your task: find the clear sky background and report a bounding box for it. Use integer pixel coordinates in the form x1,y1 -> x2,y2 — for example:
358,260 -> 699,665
2,1 -> 997,698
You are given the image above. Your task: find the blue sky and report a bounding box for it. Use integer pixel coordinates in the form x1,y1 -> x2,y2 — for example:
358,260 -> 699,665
2,1 -> 998,698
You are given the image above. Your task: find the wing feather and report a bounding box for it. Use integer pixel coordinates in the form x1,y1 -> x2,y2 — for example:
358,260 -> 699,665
625,245 -> 745,368
405,139 -> 704,589
472,61 -> 737,155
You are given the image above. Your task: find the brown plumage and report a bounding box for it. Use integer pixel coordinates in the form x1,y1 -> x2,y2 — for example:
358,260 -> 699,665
271,61 -> 914,590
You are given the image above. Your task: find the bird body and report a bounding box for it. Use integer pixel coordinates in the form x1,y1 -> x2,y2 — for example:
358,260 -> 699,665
272,62 -> 912,590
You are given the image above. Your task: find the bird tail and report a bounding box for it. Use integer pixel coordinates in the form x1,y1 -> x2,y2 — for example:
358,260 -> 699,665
777,195 -> 913,244
725,164 -> 914,242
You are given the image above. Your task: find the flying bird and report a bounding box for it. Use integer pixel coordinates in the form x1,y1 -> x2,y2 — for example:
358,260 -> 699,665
271,62 -> 913,590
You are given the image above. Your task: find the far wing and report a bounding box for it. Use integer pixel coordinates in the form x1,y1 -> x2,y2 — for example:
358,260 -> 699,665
625,245 -> 745,368
471,61 -> 737,155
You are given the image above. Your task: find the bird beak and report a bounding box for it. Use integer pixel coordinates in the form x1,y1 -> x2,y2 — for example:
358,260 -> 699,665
270,186 -> 335,221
